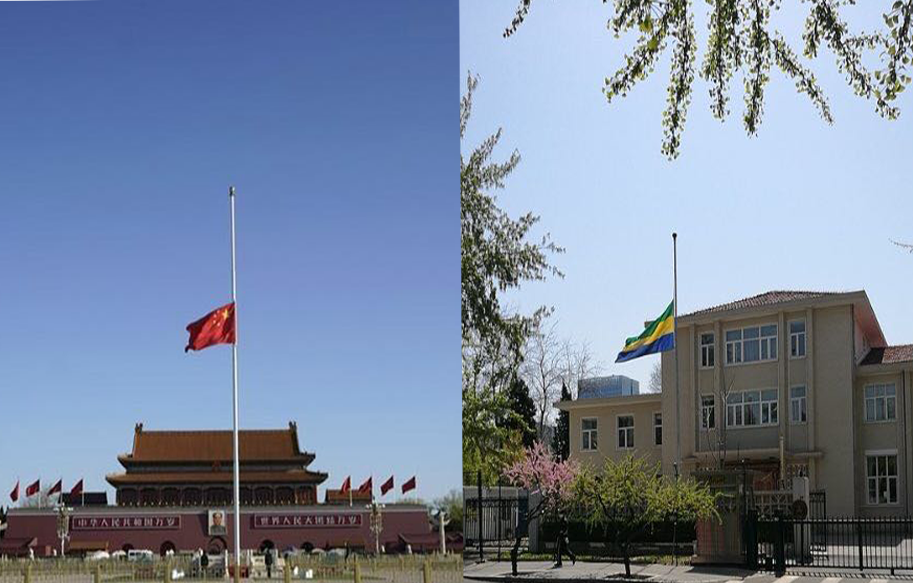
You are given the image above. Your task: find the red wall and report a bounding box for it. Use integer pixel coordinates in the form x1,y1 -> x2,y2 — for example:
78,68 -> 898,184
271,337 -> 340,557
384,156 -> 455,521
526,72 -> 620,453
3,506 -> 431,557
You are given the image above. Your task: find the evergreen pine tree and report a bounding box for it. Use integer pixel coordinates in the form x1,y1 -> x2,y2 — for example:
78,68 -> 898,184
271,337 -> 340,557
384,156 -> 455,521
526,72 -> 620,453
552,382 -> 572,461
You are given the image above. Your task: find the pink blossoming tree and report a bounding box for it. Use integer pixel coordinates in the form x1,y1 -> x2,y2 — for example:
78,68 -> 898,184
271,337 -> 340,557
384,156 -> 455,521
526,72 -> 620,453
504,442 -> 579,571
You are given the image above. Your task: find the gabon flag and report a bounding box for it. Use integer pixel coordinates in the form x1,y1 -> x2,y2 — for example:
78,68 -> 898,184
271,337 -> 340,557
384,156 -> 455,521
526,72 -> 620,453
185,303 -> 236,352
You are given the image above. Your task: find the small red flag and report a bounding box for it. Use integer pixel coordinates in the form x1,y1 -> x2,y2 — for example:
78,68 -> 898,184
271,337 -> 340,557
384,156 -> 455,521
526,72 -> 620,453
340,476 -> 351,494
25,479 -> 40,497
380,476 -> 394,496
70,479 -> 84,497
10,480 -> 19,503
357,477 -> 372,494
48,479 -> 62,497
401,476 -> 416,494
185,303 -> 236,352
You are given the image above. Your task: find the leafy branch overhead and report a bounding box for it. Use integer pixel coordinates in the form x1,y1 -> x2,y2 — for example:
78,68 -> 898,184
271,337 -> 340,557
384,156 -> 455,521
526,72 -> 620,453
505,0 -> 913,159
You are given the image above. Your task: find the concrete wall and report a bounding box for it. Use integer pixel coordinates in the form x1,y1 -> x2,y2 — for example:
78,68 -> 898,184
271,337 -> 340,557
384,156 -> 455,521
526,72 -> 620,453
567,396 -> 663,471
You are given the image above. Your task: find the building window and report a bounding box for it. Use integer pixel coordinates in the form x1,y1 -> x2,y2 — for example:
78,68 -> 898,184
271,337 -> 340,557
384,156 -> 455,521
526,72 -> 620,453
726,389 -> 778,427
617,415 -> 634,449
790,386 -> 807,423
789,320 -> 806,358
701,395 -> 716,429
865,383 -> 897,422
653,412 -> 662,445
582,418 -> 598,451
725,324 -> 777,364
700,333 -> 715,368
866,454 -> 898,505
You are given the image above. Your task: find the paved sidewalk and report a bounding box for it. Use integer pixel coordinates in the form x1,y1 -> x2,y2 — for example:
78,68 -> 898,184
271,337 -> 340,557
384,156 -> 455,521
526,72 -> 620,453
463,560 -> 913,583
463,559 -> 754,583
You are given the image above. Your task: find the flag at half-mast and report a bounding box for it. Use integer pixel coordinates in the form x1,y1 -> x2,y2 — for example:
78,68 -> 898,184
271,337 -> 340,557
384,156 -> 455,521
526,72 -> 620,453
185,302 -> 236,352
615,301 -> 675,363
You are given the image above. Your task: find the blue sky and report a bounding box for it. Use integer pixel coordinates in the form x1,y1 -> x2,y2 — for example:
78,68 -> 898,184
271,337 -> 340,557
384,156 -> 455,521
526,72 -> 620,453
461,3 -> 912,397
0,1 -> 458,504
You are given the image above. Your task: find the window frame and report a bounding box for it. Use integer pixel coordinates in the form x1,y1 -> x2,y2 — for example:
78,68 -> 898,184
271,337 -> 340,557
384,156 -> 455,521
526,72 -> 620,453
865,450 -> 899,506
725,388 -> 779,428
864,383 -> 897,424
700,333 -> 715,369
724,324 -> 778,366
653,412 -> 662,446
790,385 -> 807,424
616,414 -> 635,450
700,394 -> 716,430
789,319 -> 807,359
581,417 -> 598,451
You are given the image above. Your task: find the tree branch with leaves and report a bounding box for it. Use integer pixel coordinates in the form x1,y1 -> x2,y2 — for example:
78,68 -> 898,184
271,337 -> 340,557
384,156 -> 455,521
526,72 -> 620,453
503,0 -> 912,159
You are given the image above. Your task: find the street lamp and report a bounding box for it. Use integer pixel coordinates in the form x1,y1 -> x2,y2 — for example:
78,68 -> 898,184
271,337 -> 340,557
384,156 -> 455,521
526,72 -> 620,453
55,505 -> 72,558
368,502 -> 384,555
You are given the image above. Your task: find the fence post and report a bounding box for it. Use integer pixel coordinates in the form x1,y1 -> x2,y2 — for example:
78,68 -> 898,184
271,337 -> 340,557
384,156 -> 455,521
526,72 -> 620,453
95,563 -> 102,583
774,514 -> 786,577
284,562 -> 292,583
423,558 -> 432,583
164,558 -> 172,583
24,563 -> 31,583
856,519 -> 864,571
354,556 -> 362,583
497,478 -> 502,562
478,470 -> 484,562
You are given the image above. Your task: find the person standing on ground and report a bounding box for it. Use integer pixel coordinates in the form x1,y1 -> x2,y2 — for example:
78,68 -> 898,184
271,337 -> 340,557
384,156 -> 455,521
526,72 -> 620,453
265,547 -> 274,578
554,518 -> 576,567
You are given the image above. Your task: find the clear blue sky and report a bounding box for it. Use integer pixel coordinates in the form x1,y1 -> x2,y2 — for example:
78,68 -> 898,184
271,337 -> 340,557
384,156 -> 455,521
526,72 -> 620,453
0,1 -> 458,504
461,3 -> 912,396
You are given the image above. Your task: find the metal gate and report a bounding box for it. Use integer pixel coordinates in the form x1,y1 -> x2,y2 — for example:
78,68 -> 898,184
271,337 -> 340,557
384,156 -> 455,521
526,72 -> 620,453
755,515 -> 913,575
463,473 -> 529,560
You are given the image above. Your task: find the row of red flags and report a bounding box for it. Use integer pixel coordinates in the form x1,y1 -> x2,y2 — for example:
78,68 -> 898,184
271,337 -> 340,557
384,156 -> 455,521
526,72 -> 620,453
10,479 -> 83,503
339,475 -> 415,497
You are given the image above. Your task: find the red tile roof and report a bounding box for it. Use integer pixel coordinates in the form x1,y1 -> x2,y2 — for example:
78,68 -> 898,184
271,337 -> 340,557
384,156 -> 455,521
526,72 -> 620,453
681,291 -> 845,319
106,469 -> 327,485
860,345 -> 913,366
120,424 -> 314,465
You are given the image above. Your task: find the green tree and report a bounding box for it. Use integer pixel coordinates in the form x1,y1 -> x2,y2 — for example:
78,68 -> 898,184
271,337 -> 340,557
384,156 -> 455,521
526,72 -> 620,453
462,72 -> 563,483
434,489 -> 464,533
504,377 -> 538,449
572,455 -> 718,577
504,1 -> 912,159
552,382 -> 572,461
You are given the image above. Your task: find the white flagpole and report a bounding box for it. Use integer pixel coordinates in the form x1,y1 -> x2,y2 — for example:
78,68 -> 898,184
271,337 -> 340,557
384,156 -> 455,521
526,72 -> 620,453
229,186 -> 242,583
672,232 -> 681,478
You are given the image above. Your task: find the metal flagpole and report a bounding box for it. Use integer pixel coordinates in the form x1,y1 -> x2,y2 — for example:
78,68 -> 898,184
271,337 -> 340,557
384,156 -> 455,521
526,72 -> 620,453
673,232 -> 681,479
229,186 -> 241,583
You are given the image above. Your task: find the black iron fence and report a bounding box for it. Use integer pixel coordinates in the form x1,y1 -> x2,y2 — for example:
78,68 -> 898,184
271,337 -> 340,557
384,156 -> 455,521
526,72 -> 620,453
753,515 -> 913,575
463,471 -> 529,561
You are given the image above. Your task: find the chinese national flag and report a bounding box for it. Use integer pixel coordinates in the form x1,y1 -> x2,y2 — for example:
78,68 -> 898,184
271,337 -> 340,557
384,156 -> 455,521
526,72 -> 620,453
25,480 -> 40,497
340,476 -> 351,494
10,481 -> 19,503
357,477 -> 372,494
380,476 -> 394,496
185,303 -> 236,352
48,479 -> 62,497
401,476 -> 416,494
70,479 -> 84,497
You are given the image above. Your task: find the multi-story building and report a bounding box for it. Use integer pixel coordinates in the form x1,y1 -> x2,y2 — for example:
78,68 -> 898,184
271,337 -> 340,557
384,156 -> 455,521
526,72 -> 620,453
558,290 -> 913,517
578,375 -> 640,398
